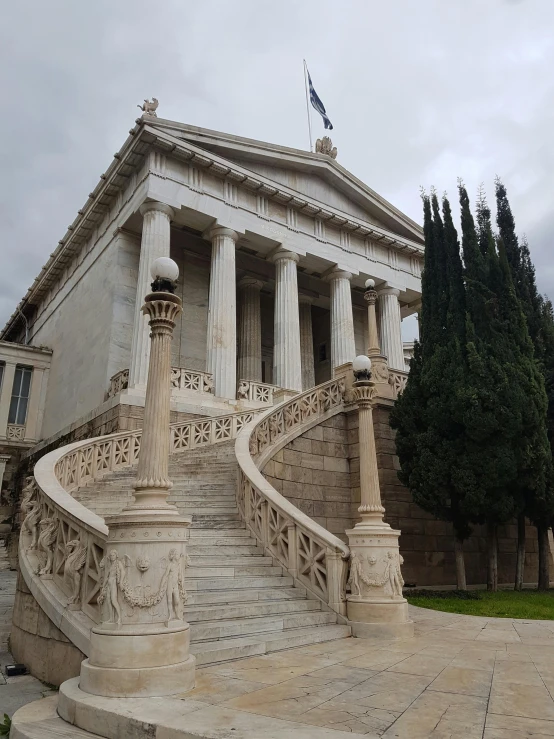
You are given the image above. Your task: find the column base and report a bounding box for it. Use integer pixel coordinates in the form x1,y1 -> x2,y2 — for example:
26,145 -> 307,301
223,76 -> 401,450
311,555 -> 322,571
80,653 -> 196,698
348,615 -> 414,640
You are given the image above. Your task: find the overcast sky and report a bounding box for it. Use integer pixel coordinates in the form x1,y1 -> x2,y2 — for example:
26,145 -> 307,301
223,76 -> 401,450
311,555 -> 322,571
2,0 -> 553,342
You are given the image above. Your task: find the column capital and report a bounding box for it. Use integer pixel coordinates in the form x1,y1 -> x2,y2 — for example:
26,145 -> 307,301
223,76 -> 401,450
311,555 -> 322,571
270,248 -> 299,265
325,266 -> 352,283
207,225 -> 239,242
298,293 -> 314,305
238,277 -> 264,291
377,285 -> 401,298
0,455 -> 10,463
139,201 -> 175,219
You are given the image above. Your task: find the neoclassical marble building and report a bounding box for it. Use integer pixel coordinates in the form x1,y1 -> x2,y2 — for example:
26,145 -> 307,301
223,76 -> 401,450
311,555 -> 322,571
1,116 -> 423,446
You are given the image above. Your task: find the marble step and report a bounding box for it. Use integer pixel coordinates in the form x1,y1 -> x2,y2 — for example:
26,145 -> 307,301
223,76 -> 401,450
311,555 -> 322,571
11,696 -> 95,738
190,610 -> 337,642
169,495 -> 236,504
191,519 -> 245,529
187,575 -> 294,591
193,624 -> 351,666
184,597 -> 321,623
186,586 -> 306,606
189,534 -> 256,545
187,543 -> 262,555
179,507 -> 239,516
187,564 -> 282,578
187,555 -> 271,566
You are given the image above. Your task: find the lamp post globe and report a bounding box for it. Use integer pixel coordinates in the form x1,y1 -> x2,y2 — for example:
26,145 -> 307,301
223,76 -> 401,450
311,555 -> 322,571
150,257 -> 179,293
353,354 -> 372,381
365,278 -> 375,290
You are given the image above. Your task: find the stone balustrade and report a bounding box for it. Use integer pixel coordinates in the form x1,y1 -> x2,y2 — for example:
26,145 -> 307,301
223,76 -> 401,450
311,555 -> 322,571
17,408 -> 257,650
107,367 -> 215,399
235,378 -> 350,616
237,379 -> 277,405
389,369 -> 408,399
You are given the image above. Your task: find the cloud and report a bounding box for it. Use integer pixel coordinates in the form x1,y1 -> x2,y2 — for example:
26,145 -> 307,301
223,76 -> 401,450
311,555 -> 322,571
2,0 -> 554,342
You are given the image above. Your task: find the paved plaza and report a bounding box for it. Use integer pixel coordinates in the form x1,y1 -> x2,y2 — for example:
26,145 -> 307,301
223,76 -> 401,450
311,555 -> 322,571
3,566 -> 554,738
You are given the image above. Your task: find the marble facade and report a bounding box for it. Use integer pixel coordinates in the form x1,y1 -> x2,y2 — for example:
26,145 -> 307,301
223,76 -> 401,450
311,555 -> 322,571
1,118 -> 424,444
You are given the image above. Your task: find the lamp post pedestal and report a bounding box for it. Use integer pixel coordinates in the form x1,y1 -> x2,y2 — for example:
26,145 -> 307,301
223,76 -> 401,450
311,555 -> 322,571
346,374 -> 413,640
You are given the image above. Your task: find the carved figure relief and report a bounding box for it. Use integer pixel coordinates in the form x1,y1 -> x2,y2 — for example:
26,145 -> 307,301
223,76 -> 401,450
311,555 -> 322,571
137,97 -> 158,116
237,381 -> 249,400
37,517 -> 59,576
98,549 -> 128,625
348,549 -> 405,598
20,477 -> 36,517
65,539 -> 87,606
22,500 -> 41,551
98,547 -> 190,626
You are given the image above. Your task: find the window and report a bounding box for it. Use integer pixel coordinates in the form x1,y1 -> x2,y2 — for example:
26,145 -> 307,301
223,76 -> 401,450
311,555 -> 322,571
8,366 -> 33,426
318,343 -> 328,363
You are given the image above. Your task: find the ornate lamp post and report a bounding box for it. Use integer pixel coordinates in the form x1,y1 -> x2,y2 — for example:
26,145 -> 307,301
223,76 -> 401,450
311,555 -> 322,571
80,257 -> 196,697
346,355 -> 413,638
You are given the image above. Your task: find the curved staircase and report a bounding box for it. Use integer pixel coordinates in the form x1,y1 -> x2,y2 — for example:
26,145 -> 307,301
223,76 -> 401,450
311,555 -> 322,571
72,439 -> 349,665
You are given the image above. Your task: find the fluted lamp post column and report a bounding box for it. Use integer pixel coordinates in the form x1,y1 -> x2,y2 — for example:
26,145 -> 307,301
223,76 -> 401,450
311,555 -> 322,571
80,257 -> 196,698
346,355 -> 413,639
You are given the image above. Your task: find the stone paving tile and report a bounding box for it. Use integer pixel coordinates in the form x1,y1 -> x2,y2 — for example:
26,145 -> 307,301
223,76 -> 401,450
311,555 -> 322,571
485,712 -> 554,737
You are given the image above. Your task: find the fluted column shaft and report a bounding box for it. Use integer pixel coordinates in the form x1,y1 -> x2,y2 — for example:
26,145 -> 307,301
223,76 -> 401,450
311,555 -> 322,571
378,287 -> 404,370
299,297 -> 315,390
206,227 -> 238,399
238,278 -> 263,382
133,294 -> 182,509
328,268 -> 355,371
355,383 -> 384,520
129,202 -> 174,388
272,250 -> 302,392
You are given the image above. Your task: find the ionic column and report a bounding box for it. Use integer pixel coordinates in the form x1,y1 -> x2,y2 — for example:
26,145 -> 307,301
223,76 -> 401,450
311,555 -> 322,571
378,286 -> 404,371
129,202 -> 174,388
206,227 -> 238,399
272,250 -> 302,392
299,296 -> 315,390
0,362 -> 16,439
327,267 -> 355,371
238,278 -> 263,382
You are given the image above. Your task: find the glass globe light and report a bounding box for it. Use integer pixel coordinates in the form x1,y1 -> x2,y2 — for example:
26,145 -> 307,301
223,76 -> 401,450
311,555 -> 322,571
365,278 -> 376,289
352,354 -> 372,381
150,257 -> 179,283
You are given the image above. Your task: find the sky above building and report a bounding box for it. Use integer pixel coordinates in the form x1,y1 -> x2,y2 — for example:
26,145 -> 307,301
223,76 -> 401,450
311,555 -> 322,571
2,0 -> 552,342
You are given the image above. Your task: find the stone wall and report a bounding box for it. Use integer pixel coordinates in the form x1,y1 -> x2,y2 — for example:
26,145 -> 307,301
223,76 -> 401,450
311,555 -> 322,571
11,571 -> 85,686
262,415 -> 354,543
264,405 -> 545,587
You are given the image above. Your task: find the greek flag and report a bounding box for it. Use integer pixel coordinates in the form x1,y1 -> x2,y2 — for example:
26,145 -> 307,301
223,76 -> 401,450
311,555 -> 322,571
307,69 -> 333,131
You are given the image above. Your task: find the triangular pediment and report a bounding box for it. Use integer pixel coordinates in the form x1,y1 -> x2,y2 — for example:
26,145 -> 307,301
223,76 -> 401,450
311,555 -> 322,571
146,118 -> 424,245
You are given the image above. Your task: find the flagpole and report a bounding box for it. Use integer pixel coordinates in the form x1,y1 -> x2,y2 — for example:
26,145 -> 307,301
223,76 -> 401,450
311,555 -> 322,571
303,59 -> 313,152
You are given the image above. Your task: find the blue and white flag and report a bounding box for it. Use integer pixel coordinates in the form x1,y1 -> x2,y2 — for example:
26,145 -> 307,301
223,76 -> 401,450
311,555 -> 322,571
307,68 -> 333,131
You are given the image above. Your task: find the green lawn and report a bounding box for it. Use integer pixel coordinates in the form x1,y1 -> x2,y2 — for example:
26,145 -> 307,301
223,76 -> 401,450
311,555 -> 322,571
406,589 -> 554,620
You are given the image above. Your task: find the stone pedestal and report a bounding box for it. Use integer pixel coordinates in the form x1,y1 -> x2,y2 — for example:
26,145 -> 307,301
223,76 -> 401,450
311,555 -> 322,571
346,378 -> 413,639
238,278 -> 263,383
82,286 -> 196,697
206,226 -> 238,399
272,249 -> 302,392
327,267 -> 355,372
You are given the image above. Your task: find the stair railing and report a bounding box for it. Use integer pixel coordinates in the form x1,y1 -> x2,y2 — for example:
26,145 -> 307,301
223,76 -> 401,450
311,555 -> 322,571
235,379 -> 350,616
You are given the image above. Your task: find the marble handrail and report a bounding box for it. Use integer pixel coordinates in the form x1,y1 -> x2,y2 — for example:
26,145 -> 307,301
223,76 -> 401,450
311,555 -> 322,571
235,378 -> 350,616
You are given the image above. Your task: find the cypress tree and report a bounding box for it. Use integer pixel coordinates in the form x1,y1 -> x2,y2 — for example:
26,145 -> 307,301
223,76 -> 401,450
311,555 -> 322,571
458,186 -> 520,590
495,180 -> 553,589
391,192 -> 472,588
